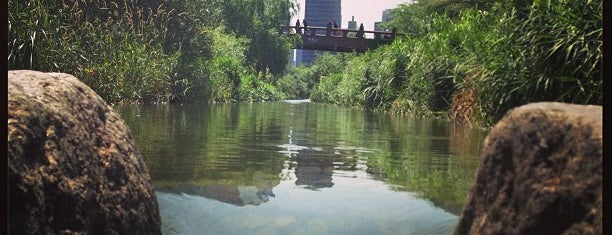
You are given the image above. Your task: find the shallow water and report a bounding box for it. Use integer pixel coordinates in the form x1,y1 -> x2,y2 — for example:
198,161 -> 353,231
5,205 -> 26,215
116,101 -> 486,235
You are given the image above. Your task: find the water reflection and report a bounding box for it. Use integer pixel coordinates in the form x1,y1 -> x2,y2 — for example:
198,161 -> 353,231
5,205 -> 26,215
281,127 -> 336,189
192,185 -> 274,206
115,101 -> 486,234
293,149 -> 336,189
278,103 -> 361,191
156,183 -> 276,207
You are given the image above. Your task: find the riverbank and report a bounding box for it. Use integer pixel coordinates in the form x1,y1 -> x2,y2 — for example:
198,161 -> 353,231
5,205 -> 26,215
9,0 -> 295,104
9,0 -> 600,127
295,0 -> 601,127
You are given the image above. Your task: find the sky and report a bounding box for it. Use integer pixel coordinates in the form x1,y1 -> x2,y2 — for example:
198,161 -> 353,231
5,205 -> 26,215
293,0 -> 414,31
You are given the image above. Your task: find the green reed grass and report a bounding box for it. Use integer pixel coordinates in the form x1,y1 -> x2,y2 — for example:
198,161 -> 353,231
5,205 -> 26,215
9,0 -> 179,104
300,0 -> 601,127
9,0 -> 291,104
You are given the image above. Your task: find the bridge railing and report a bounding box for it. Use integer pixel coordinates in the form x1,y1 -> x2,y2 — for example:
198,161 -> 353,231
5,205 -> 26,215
280,25 -> 405,41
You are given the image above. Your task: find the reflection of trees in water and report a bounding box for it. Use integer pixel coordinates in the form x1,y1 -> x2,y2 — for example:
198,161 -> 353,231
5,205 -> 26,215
152,149 -> 283,207
119,102 -> 485,214
363,117 -> 485,215
156,181 -> 277,207
186,184 -> 275,206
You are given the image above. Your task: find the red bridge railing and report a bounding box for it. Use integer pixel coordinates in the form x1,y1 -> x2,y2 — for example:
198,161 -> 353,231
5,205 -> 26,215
280,25 -> 405,53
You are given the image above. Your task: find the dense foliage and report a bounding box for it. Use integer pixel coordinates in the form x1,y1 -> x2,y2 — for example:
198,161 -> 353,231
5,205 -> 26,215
9,0 -> 296,104
10,0 -> 601,126
288,0 -> 601,127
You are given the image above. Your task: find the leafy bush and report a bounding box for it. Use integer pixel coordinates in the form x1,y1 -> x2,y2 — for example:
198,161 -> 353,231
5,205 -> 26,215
310,73 -> 343,103
276,66 -> 311,99
238,73 -> 286,102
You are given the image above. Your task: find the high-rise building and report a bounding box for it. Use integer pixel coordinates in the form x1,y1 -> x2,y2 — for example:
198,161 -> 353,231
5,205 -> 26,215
347,16 -> 358,38
299,0 -> 342,66
375,9 -> 394,31
382,9 -> 393,22
348,16 -> 357,30
374,22 -> 384,32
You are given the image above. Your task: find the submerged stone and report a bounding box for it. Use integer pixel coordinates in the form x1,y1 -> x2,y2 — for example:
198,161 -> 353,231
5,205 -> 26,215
307,218 -> 329,234
8,70 -> 161,234
274,216 -> 297,227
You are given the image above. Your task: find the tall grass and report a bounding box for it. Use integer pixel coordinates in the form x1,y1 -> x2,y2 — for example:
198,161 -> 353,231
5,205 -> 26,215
301,0 -> 601,127
470,0 -> 602,123
9,0 -> 291,104
9,0 -> 179,104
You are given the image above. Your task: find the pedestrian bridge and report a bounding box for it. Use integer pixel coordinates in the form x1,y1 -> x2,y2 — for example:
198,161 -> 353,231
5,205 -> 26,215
280,25 -> 404,53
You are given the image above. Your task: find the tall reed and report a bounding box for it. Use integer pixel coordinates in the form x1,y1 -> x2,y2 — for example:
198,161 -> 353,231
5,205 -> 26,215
301,0 -> 601,127
10,0 -> 182,103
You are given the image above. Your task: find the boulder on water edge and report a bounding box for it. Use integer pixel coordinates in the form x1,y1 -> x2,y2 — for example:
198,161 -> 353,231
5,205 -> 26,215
8,70 -> 161,234
455,102 -> 601,234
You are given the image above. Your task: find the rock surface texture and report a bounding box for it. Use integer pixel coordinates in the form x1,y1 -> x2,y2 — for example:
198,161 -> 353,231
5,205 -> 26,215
455,102 -> 602,234
8,70 -> 161,234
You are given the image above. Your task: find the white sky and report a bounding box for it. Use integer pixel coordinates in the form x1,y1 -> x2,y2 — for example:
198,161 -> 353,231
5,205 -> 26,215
293,0 -> 414,31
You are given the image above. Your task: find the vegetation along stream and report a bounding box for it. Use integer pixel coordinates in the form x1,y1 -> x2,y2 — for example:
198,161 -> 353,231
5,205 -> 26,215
9,0 -> 600,233
116,100 -> 487,234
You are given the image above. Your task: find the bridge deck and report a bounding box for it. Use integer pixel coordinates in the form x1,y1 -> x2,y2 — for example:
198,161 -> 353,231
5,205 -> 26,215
280,26 -> 404,53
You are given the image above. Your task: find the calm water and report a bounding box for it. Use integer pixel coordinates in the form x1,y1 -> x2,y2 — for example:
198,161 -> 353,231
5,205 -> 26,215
115,100 -> 486,235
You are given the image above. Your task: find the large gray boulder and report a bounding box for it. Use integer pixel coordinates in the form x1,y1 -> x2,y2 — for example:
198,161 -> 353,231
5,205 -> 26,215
8,70 -> 161,234
455,102 -> 601,234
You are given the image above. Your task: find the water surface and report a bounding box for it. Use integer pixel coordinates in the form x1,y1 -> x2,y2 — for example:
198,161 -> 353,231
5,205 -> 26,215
116,101 -> 486,234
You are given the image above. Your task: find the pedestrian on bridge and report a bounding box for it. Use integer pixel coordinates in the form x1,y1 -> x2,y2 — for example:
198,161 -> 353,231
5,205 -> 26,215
303,20 -> 309,35
295,19 -> 302,34
333,22 -> 340,36
357,23 -> 365,38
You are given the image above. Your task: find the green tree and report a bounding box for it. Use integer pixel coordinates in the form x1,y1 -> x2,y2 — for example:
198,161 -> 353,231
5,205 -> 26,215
221,0 -> 297,76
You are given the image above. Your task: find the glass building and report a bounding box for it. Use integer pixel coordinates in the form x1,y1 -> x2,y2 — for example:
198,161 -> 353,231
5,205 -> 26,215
299,0 -> 341,66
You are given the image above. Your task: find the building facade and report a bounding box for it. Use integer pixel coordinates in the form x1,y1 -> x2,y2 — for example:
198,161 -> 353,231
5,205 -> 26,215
375,9 -> 394,31
299,0 -> 342,66
348,16 -> 357,30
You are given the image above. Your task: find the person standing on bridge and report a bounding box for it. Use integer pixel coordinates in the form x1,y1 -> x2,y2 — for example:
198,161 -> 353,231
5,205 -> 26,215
357,23 -> 365,38
295,19 -> 302,34
333,22 -> 339,36
303,20 -> 309,35
326,21 -> 333,36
